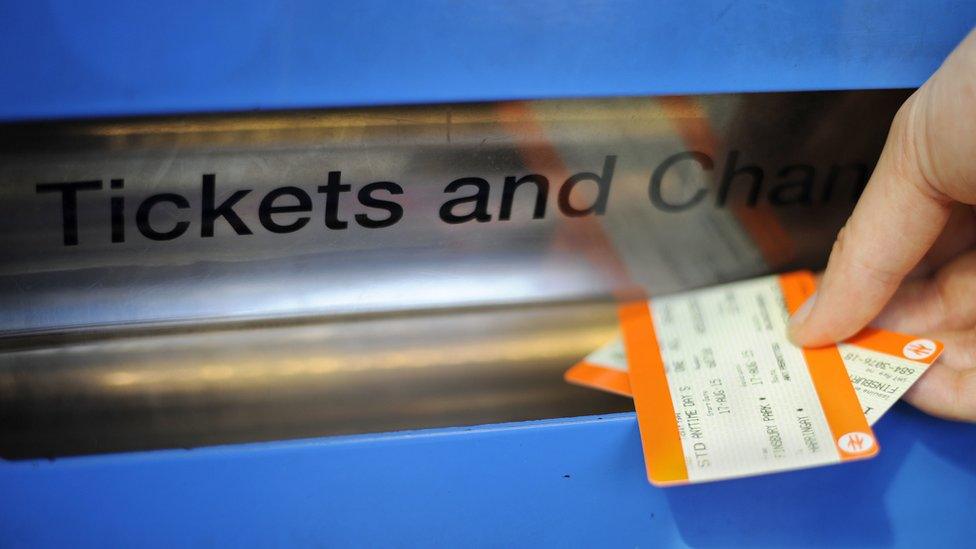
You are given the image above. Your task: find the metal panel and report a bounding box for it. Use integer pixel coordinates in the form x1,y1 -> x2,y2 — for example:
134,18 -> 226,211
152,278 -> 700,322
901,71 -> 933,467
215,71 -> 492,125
0,301 -> 630,459
1,91 -> 905,458
1,92 -> 902,335
2,1 -> 974,120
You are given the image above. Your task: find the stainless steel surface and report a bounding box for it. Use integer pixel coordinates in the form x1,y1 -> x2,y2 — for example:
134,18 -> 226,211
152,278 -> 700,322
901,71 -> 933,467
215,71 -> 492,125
0,91 -> 909,457
0,301 -> 629,459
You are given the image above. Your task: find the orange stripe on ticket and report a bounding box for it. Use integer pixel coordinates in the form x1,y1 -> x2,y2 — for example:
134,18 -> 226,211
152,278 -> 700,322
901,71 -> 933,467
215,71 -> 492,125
847,327 -> 944,365
619,301 -> 689,485
564,362 -> 633,397
778,272 -> 879,461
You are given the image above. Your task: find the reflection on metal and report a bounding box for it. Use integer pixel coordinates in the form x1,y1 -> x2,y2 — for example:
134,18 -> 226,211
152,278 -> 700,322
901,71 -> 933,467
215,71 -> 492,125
0,302 -> 628,458
0,91 -> 908,457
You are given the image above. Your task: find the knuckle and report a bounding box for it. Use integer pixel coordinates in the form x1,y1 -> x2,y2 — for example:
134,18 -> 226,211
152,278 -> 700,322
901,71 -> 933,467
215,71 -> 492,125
851,255 -> 902,287
957,329 -> 976,367
830,222 -> 901,286
932,253 -> 976,329
891,92 -> 944,200
829,226 -> 847,260
954,369 -> 976,421
946,329 -> 976,421
932,271 -> 956,326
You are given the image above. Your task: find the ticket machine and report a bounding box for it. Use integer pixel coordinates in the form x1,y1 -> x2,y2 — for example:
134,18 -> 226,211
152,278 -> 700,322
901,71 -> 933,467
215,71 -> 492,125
2,3 -> 975,546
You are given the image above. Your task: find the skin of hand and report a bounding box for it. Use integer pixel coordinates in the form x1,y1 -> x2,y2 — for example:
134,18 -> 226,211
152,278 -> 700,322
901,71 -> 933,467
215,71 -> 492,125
788,28 -> 976,422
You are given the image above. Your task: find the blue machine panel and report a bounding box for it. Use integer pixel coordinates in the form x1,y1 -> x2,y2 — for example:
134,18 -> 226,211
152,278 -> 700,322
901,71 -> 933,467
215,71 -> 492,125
2,1 -> 975,120
1,405 -> 975,547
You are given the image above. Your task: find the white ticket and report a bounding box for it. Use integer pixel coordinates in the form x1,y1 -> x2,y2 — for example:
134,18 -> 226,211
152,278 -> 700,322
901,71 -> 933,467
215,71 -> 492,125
585,272 -> 914,485
569,332 -> 941,427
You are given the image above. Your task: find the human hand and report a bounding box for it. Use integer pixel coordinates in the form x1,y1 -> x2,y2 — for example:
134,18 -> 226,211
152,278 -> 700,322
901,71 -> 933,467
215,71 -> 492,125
788,29 -> 976,422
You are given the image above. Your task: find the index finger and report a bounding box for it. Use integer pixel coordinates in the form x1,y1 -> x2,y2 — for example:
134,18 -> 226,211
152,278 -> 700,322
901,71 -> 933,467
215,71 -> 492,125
788,93 -> 952,347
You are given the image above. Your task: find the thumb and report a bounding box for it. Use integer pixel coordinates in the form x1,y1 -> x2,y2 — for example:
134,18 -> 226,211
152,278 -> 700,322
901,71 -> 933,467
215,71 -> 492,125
789,30 -> 976,346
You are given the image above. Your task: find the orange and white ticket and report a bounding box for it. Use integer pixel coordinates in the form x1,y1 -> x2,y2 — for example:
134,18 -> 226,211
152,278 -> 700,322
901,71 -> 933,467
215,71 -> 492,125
601,272 -> 891,486
837,328 -> 942,424
567,294 -> 943,427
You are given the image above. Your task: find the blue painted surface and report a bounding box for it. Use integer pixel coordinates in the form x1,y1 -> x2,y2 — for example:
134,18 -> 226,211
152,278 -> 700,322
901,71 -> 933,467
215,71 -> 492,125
1,403 -> 974,547
2,1 -> 975,120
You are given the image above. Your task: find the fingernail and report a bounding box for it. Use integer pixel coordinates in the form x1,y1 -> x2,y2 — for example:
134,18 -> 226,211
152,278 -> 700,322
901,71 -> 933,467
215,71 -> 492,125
789,292 -> 817,336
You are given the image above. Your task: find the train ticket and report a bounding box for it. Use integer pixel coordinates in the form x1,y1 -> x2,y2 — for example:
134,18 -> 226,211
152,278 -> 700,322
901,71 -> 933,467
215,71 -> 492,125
567,301 -> 943,428
604,272 -> 886,485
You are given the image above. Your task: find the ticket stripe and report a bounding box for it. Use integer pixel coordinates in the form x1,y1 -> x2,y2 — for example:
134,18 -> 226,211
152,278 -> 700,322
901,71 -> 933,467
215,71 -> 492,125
846,327 -> 943,365
778,272 -> 878,460
566,362 -> 632,395
564,362 -> 632,397
619,301 -> 689,484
